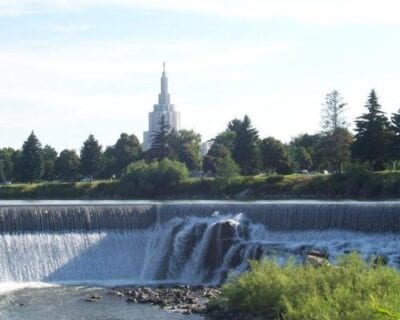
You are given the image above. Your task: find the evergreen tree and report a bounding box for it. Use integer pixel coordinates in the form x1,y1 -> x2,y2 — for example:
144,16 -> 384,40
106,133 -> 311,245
390,108 -> 400,162
20,131 -> 44,182
42,145 -> 58,181
55,149 -> 81,181
321,90 -> 347,132
352,90 -> 392,171
260,137 -> 291,174
228,115 -> 260,175
80,134 -> 103,178
149,115 -> 172,160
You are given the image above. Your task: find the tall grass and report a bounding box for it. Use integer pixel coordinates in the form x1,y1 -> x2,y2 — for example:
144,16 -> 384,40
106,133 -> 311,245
217,253 -> 400,320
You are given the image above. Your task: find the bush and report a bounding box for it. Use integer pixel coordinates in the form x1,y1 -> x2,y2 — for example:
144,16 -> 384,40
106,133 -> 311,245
217,253 -> 400,320
120,159 -> 189,196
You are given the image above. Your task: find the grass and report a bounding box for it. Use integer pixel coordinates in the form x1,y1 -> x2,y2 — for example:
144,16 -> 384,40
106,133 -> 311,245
214,253 -> 400,320
2,171 -> 400,199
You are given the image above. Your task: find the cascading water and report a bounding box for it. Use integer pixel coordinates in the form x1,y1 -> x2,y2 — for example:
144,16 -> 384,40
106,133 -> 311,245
1,201 -> 400,287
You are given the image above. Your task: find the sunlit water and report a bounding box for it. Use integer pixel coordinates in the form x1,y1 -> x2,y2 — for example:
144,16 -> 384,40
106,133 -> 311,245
0,286 -> 202,320
1,200 -> 400,319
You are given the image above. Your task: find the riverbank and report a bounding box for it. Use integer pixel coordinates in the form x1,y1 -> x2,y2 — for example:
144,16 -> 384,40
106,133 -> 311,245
1,170 -> 400,200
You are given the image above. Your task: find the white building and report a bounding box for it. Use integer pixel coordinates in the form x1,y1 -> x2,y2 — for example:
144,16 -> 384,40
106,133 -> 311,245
143,63 -> 181,150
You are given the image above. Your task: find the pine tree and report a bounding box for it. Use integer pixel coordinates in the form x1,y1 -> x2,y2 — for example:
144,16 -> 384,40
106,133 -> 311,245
228,115 -> 260,175
321,90 -> 347,132
80,134 -> 103,178
352,89 -> 392,171
20,131 -> 44,182
149,115 -> 172,160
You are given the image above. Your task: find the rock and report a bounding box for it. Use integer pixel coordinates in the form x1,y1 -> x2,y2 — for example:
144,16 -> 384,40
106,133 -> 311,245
107,290 -> 124,297
126,297 -> 137,303
303,254 -> 329,267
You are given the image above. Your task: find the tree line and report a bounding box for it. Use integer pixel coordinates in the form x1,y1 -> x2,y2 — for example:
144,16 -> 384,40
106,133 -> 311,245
1,89 -> 399,183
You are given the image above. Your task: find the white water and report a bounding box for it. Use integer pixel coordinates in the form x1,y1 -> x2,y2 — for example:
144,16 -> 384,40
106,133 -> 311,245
1,212 -> 400,289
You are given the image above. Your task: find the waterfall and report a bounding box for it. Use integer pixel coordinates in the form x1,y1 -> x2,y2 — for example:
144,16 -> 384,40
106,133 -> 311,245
0,201 -> 400,286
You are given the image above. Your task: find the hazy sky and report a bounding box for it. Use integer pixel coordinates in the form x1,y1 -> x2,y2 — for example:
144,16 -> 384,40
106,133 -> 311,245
1,0 -> 400,151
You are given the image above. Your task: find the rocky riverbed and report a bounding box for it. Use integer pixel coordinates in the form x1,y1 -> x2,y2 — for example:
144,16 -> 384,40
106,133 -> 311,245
87,285 -> 263,320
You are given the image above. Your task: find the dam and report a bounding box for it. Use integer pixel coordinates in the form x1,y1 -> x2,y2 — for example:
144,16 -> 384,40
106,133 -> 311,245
0,200 -> 399,286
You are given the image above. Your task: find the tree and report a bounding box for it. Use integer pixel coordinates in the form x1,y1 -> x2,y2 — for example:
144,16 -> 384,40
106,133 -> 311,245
0,148 -> 15,182
121,159 -> 189,195
148,115 -> 173,160
321,90 -> 347,132
168,129 -> 202,171
203,143 -> 232,174
214,152 -> 240,182
260,137 -> 291,174
228,115 -> 260,175
390,109 -> 400,162
289,134 -> 323,171
42,145 -> 58,181
11,150 -> 23,182
352,90 -> 392,171
319,128 -> 353,172
55,149 -> 81,181
20,131 -> 44,182
80,134 -> 103,178
106,133 -> 142,177
293,147 -> 313,171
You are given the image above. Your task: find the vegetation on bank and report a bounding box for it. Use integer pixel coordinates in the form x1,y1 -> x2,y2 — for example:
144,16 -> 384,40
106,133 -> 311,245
2,89 -> 400,189
3,166 -> 400,200
211,253 -> 400,320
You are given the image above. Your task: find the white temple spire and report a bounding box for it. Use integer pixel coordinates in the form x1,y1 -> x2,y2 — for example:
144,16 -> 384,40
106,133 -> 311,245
143,63 -> 181,150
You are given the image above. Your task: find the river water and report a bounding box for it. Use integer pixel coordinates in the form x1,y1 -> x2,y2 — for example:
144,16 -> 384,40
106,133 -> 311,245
0,285 -> 202,320
1,200 -> 399,319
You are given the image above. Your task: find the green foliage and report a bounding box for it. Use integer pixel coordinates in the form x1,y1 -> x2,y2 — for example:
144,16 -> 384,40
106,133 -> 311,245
0,147 -> 15,182
228,115 -> 261,175
218,253 -> 400,320
214,153 -> 240,183
80,134 -> 103,178
260,137 -> 291,174
168,129 -> 202,171
352,90 -> 392,171
120,159 -> 189,195
148,115 -> 173,160
42,145 -> 58,181
55,149 -> 81,181
20,131 -> 44,182
103,133 -> 142,177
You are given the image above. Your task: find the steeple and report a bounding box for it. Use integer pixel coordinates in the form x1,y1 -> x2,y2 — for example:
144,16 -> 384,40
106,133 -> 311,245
143,62 -> 180,150
159,61 -> 170,105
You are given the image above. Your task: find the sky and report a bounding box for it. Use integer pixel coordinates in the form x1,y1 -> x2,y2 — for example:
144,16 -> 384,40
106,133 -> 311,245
1,0 -> 400,151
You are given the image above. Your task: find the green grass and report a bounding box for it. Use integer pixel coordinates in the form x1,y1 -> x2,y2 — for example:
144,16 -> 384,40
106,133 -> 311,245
214,253 -> 400,320
2,171 -> 400,199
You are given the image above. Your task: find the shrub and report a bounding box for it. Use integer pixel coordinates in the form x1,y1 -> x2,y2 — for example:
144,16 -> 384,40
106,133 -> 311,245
217,253 -> 400,320
120,159 -> 189,196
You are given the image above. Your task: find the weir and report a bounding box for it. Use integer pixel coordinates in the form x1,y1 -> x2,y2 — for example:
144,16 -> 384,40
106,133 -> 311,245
0,201 -> 399,285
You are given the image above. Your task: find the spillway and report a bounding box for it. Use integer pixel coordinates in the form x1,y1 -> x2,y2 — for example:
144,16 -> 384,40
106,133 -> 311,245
0,201 -> 399,286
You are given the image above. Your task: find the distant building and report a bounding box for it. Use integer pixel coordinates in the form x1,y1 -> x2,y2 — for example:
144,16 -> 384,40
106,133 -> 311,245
200,141 -> 212,157
143,63 -> 181,151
